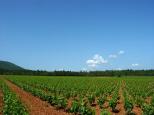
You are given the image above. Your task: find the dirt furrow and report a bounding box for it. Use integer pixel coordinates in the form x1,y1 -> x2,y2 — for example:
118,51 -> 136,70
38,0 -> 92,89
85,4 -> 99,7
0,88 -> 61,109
115,84 -> 125,115
95,103 -> 101,115
5,80 -> 71,115
0,90 -> 3,115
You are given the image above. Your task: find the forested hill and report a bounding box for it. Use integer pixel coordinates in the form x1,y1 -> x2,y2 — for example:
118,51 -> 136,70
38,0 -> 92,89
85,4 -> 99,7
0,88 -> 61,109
0,61 -> 24,70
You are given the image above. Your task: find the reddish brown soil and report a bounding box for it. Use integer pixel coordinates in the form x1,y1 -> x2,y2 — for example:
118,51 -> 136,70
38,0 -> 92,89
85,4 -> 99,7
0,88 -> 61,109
101,100 -> 112,114
93,98 -> 100,115
132,106 -> 143,115
0,89 -> 3,115
115,86 -> 125,115
5,80 -> 71,115
95,105 -> 101,115
103,101 -> 109,108
66,98 -> 72,111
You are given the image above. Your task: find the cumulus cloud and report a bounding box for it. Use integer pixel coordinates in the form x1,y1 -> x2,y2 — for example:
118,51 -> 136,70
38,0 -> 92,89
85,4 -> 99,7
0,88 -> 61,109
132,63 -> 139,67
109,54 -> 117,58
86,54 -> 108,67
118,50 -> 125,55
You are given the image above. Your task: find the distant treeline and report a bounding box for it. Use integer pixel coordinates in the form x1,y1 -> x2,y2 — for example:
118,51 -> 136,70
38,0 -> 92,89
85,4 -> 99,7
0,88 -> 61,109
0,69 -> 154,76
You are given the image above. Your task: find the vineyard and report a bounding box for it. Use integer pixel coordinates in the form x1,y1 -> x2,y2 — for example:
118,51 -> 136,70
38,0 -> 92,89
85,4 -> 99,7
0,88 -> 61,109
0,76 -> 154,115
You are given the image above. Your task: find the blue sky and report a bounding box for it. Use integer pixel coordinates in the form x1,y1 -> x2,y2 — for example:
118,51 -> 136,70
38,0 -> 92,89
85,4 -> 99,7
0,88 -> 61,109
0,0 -> 154,71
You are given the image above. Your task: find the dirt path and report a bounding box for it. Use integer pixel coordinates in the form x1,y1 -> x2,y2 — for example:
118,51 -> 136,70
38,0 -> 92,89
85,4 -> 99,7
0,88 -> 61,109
0,90 -> 3,115
115,81 -> 125,115
5,80 -> 71,115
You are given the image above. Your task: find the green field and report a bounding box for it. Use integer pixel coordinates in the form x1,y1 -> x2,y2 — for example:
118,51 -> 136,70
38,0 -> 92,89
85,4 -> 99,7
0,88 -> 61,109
0,76 -> 154,115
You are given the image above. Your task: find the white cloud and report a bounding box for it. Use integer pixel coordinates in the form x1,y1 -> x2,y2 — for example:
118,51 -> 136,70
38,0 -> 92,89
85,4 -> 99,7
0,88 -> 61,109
108,50 -> 125,59
86,60 -> 97,67
118,50 -> 125,55
109,54 -> 117,58
132,63 -> 139,67
86,54 -> 108,67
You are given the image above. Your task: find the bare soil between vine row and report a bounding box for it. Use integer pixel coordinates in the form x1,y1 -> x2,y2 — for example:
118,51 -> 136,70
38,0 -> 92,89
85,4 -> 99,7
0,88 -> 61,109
5,80 -> 71,115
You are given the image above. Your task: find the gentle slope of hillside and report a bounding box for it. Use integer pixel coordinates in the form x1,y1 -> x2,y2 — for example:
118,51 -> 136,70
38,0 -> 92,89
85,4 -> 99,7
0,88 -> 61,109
0,61 -> 24,70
